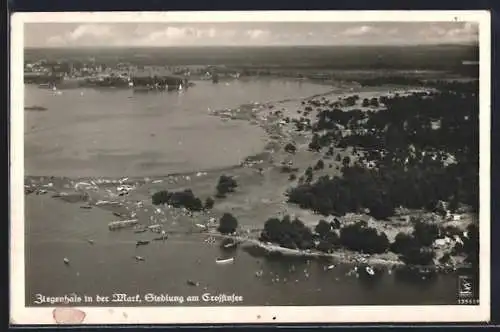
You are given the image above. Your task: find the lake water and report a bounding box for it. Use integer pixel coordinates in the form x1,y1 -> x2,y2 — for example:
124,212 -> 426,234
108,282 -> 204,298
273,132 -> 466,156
23,79 -> 462,306
24,79 -> 331,177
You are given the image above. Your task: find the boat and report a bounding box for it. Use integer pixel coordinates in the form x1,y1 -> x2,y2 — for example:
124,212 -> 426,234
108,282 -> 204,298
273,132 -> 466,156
327,264 -> 335,270
148,224 -> 161,230
134,256 -> 145,261
108,219 -> 138,231
223,242 -> 238,249
216,257 -> 235,265
365,266 -> 375,276
134,228 -> 147,234
87,239 -> 94,245
136,240 -> 150,247
63,258 -> 70,265
187,280 -> 199,286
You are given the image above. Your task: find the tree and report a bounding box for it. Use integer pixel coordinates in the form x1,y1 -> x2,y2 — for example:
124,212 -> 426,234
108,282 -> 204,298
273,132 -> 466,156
342,156 -> 351,167
204,197 -> 215,210
390,232 -> 418,255
216,175 -> 238,198
412,220 -> 440,247
362,98 -> 370,107
314,159 -> 325,170
191,197 -> 204,211
152,189 -> 203,211
314,219 -> 331,239
152,190 -> 170,205
261,217 -> 282,242
308,134 -> 322,151
305,167 -> 314,183
284,143 -> 297,154
370,97 -> 379,107
367,200 -> 395,220
218,213 -> 238,234
316,230 -> 340,253
317,240 -> 334,253
339,223 -> 389,254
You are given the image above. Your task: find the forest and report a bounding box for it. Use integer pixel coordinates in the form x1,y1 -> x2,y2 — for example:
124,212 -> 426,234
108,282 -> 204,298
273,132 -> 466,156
288,81 -> 479,219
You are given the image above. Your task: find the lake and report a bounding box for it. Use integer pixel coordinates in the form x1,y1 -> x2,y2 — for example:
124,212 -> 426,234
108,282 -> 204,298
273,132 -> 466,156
24,79 -> 331,177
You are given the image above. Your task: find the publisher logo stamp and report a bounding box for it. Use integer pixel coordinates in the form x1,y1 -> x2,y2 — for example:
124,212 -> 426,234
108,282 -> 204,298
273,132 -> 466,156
458,276 -> 473,298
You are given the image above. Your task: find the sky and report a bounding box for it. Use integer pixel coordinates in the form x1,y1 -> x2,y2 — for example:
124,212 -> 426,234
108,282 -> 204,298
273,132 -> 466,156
24,22 -> 479,47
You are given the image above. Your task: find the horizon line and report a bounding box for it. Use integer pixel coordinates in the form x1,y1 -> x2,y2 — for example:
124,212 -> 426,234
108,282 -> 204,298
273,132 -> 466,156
24,42 -> 479,49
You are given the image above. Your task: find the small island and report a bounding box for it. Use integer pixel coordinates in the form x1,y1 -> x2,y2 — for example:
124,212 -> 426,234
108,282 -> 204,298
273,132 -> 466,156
24,105 -> 48,111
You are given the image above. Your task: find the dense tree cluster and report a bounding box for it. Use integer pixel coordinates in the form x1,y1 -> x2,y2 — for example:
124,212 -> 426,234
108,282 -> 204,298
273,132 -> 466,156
216,175 -> 238,198
259,215 -> 315,250
204,197 -> 215,210
288,167 -> 394,218
339,222 -> 390,254
390,225 -> 438,266
218,213 -> 239,234
314,159 -> 325,170
314,219 -> 341,253
412,220 -> 440,247
289,82 -> 479,218
152,189 -> 203,211
260,216 -> 389,255
256,212 -> 475,267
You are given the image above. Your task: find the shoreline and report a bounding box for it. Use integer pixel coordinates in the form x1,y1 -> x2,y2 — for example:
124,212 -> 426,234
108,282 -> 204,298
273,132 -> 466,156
208,232 -> 472,272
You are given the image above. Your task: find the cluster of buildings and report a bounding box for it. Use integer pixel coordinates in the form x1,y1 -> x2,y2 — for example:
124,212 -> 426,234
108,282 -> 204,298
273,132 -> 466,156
24,57 -> 252,91
24,59 -> 194,90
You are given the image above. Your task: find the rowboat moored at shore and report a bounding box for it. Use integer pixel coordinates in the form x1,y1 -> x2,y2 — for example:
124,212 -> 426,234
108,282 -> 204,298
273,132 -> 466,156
216,257 -> 235,265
